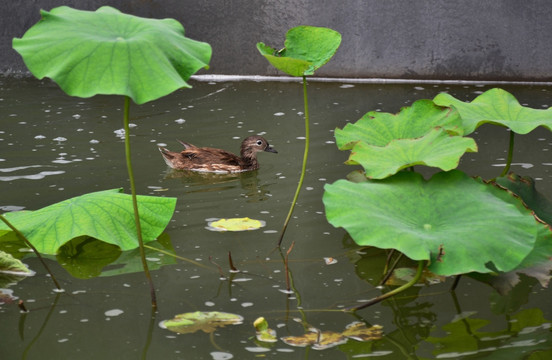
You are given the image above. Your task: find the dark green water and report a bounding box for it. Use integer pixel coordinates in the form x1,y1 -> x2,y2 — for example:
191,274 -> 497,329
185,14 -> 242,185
1,76 -> 551,359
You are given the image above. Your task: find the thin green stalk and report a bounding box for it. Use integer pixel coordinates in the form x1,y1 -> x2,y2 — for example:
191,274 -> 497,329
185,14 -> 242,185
0,214 -> 62,290
123,96 -> 157,309
278,75 -> 309,247
500,131 -> 515,177
346,260 -> 425,311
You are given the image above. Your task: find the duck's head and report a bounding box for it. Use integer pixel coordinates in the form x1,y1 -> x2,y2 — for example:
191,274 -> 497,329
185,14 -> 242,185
242,135 -> 278,156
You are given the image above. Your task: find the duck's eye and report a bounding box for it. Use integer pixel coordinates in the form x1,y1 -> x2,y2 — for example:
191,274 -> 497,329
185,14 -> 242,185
256,140 -> 263,146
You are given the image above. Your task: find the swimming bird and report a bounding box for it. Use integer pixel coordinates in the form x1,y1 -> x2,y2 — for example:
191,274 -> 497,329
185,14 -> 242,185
158,135 -> 277,173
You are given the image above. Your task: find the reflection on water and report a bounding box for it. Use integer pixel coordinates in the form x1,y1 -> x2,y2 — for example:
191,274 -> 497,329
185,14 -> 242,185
0,76 -> 551,359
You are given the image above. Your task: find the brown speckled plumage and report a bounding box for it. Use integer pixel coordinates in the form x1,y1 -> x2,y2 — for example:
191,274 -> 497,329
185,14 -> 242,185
158,136 -> 277,173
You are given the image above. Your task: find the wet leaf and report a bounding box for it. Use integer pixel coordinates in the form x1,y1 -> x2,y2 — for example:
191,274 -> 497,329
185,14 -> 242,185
433,88 -> 552,135
334,100 -> 475,179
281,330 -> 348,350
257,26 -> 341,76
206,217 -> 265,232
342,323 -> 383,342
0,250 -> 34,276
253,317 -> 277,343
0,189 -> 176,255
12,6 -> 211,104
161,311 -> 244,334
323,170 -> 547,276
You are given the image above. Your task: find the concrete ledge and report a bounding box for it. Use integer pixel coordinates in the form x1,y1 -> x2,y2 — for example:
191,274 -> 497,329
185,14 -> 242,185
3,0 -> 552,81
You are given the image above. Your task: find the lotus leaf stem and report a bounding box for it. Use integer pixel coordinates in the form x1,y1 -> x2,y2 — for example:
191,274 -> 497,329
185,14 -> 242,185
347,260 -> 425,311
500,130 -> 515,177
278,75 -> 310,247
0,214 -> 62,290
123,96 -> 157,309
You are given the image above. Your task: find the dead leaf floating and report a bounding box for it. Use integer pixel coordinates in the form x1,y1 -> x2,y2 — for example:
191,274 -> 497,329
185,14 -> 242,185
281,322 -> 383,350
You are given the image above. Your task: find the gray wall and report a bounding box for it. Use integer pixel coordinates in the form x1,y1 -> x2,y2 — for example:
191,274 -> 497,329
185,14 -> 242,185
2,0 -> 551,81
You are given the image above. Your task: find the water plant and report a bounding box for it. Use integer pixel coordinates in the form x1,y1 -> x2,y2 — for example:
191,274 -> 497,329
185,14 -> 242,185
323,88 -> 552,309
8,6 -> 212,307
257,25 -> 341,246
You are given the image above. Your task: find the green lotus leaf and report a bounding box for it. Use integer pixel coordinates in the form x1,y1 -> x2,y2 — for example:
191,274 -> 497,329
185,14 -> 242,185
161,311 -> 244,334
12,6 -> 212,104
0,189 -> 176,255
433,88 -> 552,135
323,170 -> 547,276
335,99 -> 465,150
257,26 -> 341,76
346,128 -> 477,179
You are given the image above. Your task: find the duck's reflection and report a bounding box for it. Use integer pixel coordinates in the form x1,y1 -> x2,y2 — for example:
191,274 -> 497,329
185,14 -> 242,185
163,169 -> 271,202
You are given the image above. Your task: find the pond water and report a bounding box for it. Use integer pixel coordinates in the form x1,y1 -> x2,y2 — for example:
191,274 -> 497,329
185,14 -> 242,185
1,76 -> 552,359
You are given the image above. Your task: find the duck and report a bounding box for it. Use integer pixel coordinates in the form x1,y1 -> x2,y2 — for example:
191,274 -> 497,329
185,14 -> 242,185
158,135 -> 277,173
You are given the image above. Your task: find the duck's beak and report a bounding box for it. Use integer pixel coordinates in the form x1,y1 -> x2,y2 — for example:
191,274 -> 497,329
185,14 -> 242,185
265,145 -> 278,154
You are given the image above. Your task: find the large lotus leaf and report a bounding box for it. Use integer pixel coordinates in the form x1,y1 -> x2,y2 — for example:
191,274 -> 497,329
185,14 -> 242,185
0,189 -> 176,255
346,127 -> 477,179
335,99 -> 464,150
323,170 -> 547,276
12,6 -> 212,104
257,26 -> 341,76
433,88 -> 552,135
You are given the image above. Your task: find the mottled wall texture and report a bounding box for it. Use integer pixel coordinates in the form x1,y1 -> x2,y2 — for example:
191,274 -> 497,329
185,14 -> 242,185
2,0 -> 551,81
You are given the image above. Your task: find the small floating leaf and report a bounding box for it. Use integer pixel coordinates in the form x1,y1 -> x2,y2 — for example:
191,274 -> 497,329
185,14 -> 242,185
161,311 -> 244,334
433,88 -> 552,135
0,189 -> 176,255
253,317 -> 278,343
207,217 -> 265,232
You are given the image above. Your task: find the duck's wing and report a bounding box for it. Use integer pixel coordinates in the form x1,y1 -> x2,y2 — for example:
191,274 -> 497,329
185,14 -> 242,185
183,147 -> 242,166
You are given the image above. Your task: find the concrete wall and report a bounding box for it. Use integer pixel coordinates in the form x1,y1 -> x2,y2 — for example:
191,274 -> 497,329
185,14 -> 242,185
2,0 -> 551,81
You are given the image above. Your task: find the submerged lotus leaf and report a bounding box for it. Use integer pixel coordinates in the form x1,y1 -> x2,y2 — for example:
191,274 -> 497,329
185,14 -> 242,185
323,170 -> 547,276
346,128 -> 477,179
281,330 -> 348,350
207,217 -> 265,232
426,309 -> 552,358
12,6 -> 212,104
335,99 -> 464,150
341,323 -> 383,342
161,311 -> 244,334
0,189 -> 176,255
0,250 -> 34,276
257,26 -> 341,76
385,267 -> 446,286
433,88 -> 552,135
